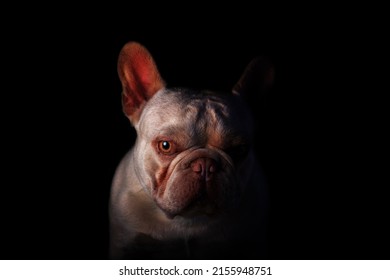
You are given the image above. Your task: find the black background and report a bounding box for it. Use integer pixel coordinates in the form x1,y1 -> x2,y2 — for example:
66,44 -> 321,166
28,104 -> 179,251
2,10 -> 387,260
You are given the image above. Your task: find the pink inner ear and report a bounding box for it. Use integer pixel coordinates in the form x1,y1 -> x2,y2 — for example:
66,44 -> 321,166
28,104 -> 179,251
118,42 -> 165,121
130,53 -> 156,97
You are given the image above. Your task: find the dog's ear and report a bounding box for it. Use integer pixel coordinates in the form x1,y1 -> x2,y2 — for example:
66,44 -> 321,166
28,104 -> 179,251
118,42 -> 165,124
232,56 -> 274,109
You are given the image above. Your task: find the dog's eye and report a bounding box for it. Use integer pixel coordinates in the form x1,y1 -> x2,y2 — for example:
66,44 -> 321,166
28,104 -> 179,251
158,141 -> 173,154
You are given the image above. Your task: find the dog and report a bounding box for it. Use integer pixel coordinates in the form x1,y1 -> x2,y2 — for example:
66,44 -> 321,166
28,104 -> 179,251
109,42 -> 273,259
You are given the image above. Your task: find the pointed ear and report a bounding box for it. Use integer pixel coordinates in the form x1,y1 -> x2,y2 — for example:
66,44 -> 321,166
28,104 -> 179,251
118,42 -> 165,124
232,56 -> 274,108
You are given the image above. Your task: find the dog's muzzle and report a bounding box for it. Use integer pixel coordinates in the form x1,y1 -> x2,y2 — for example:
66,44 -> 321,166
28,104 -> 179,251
154,149 -> 239,219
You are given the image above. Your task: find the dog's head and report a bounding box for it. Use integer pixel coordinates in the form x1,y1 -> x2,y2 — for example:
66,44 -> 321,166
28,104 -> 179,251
117,42 -> 273,221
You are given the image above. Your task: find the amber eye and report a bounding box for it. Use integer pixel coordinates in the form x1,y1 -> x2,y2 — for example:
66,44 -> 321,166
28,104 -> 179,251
158,141 -> 173,154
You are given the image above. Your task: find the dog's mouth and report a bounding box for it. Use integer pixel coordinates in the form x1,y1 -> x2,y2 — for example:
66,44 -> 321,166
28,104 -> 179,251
163,210 -> 216,221
173,213 -> 215,226
161,200 -> 219,220
157,192 -> 219,219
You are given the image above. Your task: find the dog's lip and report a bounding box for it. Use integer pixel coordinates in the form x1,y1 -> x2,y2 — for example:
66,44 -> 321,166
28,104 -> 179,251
163,211 -> 177,219
161,206 -> 217,220
174,207 -> 218,220
157,206 -> 177,219
173,212 -> 216,226
179,210 -> 216,219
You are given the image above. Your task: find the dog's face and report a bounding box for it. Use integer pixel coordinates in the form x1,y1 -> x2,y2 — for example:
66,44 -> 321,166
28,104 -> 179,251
117,42 -> 273,222
134,89 -> 254,219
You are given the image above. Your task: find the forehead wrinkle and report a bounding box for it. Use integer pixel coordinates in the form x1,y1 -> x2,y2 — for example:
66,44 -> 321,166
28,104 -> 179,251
183,97 -> 232,148
206,98 -> 231,143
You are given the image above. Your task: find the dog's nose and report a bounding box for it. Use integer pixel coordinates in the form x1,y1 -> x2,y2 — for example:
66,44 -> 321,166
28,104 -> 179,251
190,158 -> 217,181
